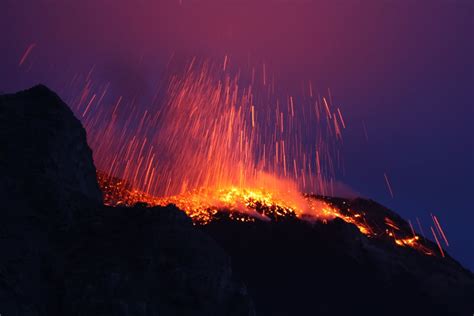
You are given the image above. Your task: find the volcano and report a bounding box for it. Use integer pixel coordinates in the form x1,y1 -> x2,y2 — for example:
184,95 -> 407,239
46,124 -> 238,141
0,85 -> 473,316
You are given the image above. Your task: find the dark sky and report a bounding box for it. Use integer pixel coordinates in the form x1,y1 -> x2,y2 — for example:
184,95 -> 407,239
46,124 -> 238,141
1,0 -> 473,269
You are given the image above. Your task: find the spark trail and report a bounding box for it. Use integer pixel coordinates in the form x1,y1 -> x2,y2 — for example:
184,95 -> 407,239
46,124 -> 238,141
66,58 -> 440,256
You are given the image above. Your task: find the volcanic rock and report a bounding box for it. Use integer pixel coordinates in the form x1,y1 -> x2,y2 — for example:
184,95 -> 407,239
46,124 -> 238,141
0,85 -> 473,316
0,85 -> 102,220
60,204 -> 253,316
0,85 -> 103,315
0,86 -> 254,316
202,203 -> 474,315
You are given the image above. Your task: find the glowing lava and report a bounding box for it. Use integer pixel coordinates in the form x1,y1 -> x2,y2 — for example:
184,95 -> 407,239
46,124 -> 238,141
71,58 -> 439,257
97,171 -> 436,256
70,58 -> 340,198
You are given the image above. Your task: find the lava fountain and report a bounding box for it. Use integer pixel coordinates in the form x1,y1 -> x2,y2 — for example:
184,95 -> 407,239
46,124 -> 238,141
68,57 -> 438,256
73,58 -> 342,217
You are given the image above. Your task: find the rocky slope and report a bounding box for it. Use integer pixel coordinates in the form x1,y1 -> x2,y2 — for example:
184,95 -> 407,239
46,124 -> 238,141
0,85 -> 473,315
202,201 -> 474,315
0,86 -> 254,316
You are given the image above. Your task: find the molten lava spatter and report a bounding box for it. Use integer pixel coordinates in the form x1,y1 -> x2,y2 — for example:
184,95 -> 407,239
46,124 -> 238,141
71,58 -> 440,257
98,171 -> 302,224
98,171 -> 437,256
70,59 -> 341,199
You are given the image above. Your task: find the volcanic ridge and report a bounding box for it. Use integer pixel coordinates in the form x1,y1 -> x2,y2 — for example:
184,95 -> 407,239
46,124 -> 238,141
0,85 -> 473,315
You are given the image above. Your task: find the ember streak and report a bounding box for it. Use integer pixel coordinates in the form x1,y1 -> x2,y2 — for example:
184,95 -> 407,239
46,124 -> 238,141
72,58 -> 440,257
70,59 -> 339,199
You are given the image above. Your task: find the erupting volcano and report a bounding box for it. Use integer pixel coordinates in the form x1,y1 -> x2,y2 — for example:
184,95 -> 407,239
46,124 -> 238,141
2,1 -> 473,315
74,59 -> 339,196
63,58 -> 444,258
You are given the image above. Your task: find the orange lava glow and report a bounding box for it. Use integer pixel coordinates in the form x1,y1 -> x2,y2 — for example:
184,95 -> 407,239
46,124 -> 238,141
97,171 -> 435,256
98,171 -> 318,224
71,59 -> 340,199
69,58 -> 438,257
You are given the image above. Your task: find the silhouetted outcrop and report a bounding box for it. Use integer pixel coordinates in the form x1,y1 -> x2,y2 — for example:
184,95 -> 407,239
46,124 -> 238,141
0,86 -> 254,316
0,85 -> 102,221
0,85 -> 103,315
0,85 -> 473,316
202,199 -> 474,315
60,204 -> 253,316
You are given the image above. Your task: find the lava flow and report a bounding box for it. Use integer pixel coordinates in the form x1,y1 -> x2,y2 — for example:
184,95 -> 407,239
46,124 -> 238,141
69,58 -> 439,257
97,171 -> 436,257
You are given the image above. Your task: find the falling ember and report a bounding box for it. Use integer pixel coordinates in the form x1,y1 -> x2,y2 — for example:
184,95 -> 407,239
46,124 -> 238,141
336,108 -> 346,129
432,214 -> 449,247
408,219 -> 416,238
362,120 -> 369,142
19,43 -> 36,67
69,58 -> 441,257
223,55 -> 228,71
416,216 -> 426,237
431,226 -> 445,258
384,172 -> 394,198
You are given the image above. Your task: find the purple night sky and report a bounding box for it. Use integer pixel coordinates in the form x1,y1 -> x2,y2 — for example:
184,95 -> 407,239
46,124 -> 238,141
1,0 -> 473,269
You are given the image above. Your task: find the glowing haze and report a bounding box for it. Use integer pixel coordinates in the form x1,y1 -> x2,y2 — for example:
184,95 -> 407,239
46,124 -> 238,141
71,57 -> 342,219
1,0 -> 472,267
69,57 -> 444,257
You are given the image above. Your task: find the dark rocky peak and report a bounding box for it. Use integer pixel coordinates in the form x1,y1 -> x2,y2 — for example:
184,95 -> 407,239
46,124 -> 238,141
0,85 -> 102,225
0,86 -> 254,316
0,85 -> 473,316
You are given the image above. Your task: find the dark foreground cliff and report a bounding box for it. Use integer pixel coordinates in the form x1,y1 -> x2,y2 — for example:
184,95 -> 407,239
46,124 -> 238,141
0,85 -> 473,315
0,86 -> 253,316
